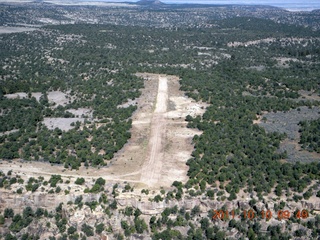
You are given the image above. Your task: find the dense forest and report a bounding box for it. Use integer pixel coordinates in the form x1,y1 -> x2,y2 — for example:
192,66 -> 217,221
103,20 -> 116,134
0,8 -> 320,239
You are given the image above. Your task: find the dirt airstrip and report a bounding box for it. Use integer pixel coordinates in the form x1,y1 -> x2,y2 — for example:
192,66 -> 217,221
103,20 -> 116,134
0,73 -> 208,189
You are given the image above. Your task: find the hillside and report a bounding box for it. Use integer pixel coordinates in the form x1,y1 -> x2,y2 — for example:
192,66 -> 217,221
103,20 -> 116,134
0,3 -> 319,239
137,0 -> 164,5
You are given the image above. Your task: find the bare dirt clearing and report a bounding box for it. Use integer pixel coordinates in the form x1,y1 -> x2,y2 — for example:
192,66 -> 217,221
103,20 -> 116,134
4,92 -> 42,101
298,90 -> 320,101
257,106 -> 320,163
0,73 -> 208,189
0,26 -> 38,34
43,117 -> 85,131
101,73 -> 208,188
140,76 -> 168,186
68,108 -> 92,118
4,92 -> 28,99
227,37 -> 320,48
4,90 -> 72,106
47,90 -> 71,107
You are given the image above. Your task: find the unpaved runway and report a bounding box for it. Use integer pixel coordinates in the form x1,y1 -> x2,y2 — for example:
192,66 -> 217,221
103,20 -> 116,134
140,77 -> 167,185
154,77 -> 168,113
0,74 -> 208,189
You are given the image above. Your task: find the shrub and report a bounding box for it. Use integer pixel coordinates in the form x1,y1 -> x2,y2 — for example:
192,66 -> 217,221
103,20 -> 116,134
75,177 -> 85,185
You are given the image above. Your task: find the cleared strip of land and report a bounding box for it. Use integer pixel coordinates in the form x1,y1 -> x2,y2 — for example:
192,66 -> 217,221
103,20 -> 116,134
140,77 -> 168,186
0,73 -> 208,189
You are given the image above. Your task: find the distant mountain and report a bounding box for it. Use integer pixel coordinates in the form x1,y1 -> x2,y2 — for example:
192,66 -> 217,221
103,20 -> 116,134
136,0 -> 164,6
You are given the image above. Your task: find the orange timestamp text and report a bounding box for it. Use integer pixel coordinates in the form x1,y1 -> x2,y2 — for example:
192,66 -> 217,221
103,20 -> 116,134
212,209 -> 309,221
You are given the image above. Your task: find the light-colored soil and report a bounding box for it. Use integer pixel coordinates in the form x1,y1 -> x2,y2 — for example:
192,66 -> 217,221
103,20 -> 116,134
228,37 -> 276,47
140,76 -> 168,186
257,106 -> 320,163
0,73 -> 208,190
228,37 -> 320,48
298,90 -> 320,101
31,92 -> 43,101
117,99 -> 138,108
43,117 -> 85,131
0,129 -> 19,137
68,108 -> 93,118
273,57 -> 301,68
4,92 -> 28,99
47,90 -> 70,107
4,92 -> 42,101
5,91 -> 72,107
0,27 -> 38,34
101,73 -> 208,188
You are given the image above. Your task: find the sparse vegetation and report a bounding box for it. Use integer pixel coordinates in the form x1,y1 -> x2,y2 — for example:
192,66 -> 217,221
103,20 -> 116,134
0,1 -> 319,239
299,119 -> 320,153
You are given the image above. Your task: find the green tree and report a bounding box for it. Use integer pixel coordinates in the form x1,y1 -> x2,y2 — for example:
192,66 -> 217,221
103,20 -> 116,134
82,223 -> 94,237
75,177 -> 85,185
4,208 -> 14,218
95,223 -> 105,234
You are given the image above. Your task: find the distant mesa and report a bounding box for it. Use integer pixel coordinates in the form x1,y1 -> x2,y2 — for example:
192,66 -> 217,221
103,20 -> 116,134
136,0 -> 164,5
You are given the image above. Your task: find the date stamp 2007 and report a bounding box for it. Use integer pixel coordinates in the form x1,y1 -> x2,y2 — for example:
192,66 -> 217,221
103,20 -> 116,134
212,209 -> 309,221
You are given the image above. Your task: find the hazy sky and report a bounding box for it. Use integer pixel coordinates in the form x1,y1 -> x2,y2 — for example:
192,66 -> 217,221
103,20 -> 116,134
159,0 -> 317,3
104,0 -> 319,3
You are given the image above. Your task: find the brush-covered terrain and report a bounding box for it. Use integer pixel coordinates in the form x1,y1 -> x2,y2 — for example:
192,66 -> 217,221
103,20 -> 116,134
0,2 -> 320,239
